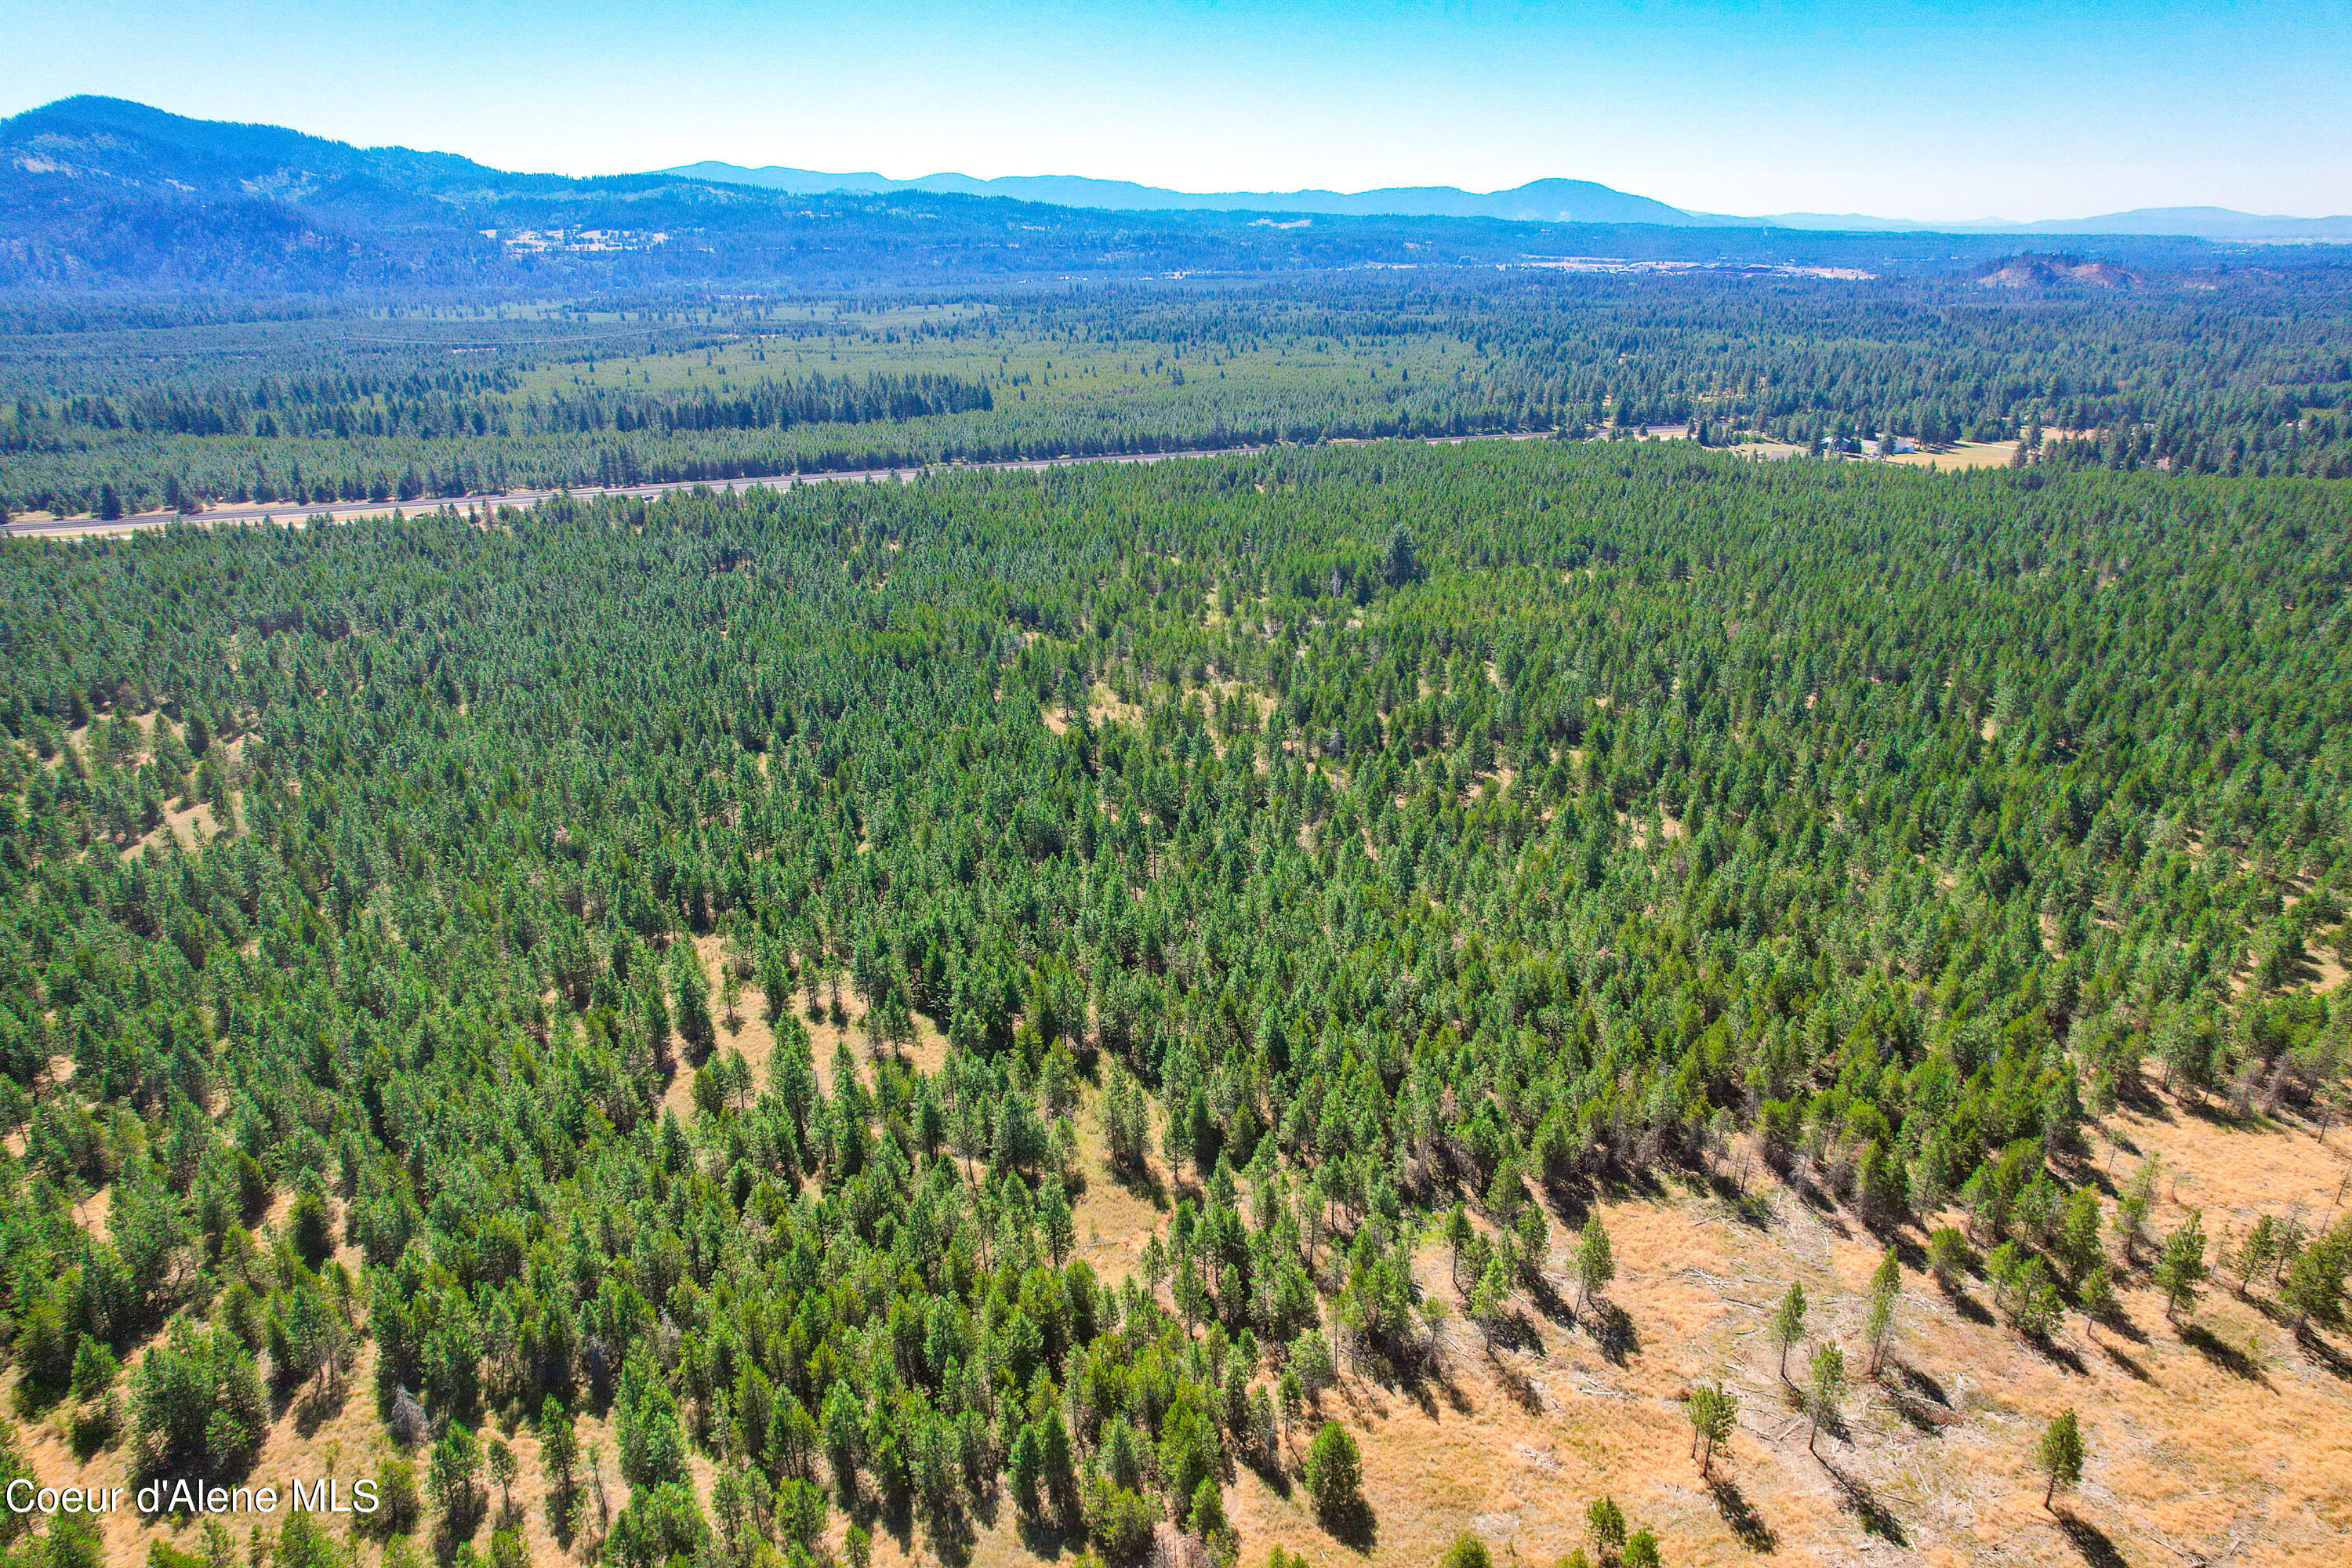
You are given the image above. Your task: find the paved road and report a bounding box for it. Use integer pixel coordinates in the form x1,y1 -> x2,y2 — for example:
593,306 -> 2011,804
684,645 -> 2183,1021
5,431 -> 1557,540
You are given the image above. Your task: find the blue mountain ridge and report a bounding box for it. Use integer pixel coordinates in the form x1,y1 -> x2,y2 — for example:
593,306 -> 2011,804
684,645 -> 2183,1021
657,162 -> 2352,241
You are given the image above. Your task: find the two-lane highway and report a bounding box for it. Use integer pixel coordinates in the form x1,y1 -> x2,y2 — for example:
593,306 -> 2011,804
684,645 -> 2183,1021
2,432 -> 1560,540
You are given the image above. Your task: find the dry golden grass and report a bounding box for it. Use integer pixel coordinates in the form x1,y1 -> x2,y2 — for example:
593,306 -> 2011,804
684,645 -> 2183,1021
654,939 -> 951,1123
15,1069 -> 2352,1568
1207,1097 -> 2352,1568
1089,683 -> 1145,731
1069,1084 -> 1173,1287
126,797 -> 223,860
1882,441 -> 2026,470
2310,951 -> 2352,996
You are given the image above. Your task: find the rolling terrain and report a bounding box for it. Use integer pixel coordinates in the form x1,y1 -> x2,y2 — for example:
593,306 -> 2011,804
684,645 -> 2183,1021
656,162 -> 2352,242
5,85 -> 2352,1568
2,441 -> 2349,1568
0,99 -> 2299,297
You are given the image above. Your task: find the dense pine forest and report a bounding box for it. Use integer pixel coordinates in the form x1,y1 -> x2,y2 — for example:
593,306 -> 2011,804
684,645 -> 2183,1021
8,270 -> 2352,524
2,441 -> 2349,1568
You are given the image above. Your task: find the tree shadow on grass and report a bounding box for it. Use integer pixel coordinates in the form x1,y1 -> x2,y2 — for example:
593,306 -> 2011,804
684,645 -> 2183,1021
434,1491 -> 489,1561
1882,1360 -> 1955,1435
2023,1333 -> 2088,1377
1488,1350 -> 1546,1416
2094,1338 -> 2155,1384
967,1477 -> 1002,1536
2100,1305 -> 2151,1346
1585,1299 -> 1640,1366
904,1486 -> 980,1568
2177,1095 -> 2252,1131
1590,1165 -> 1672,1206
1890,1360 -> 1950,1405
1526,1272 -> 1578,1330
1941,1287 -> 1996,1328
1698,1171 -> 1777,1229
64,1401 -> 118,1463
284,1365 -> 354,1439
1013,1513 -> 1075,1563
1317,1497 -> 1378,1554
2178,1323 -> 2274,1389
1493,1306 -> 1548,1356
1541,1178 -> 1595,1229
850,1484 -> 915,1560
1107,1157 -> 1171,1212
2292,1325 -> 2352,1381
2056,1510 -> 2129,1568
1403,1344 -> 1475,1419
2115,1079 -> 2174,1122
1820,1459 -> 1906,1547
544,1483 -> 584,1553
1706,1476 -> 1777,1552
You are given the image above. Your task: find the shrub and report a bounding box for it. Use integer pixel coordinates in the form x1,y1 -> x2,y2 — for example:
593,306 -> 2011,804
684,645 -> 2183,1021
1442,1534 -> 1494,1568
68,1338 -> 119,1402
1926,1227 -> 1975,1288
147,1541 -> 206,1568
1081,1479 -> 1157,1566
1158,1392 -> 1221,1512
369,1455 -> 421,1535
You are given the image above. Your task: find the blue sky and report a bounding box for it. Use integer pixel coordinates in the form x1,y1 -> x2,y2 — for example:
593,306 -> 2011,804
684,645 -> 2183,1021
8,0 -> 2347,221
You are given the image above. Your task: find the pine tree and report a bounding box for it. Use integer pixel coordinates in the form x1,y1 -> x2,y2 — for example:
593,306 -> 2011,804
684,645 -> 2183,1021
1805,1341 -> 1846,1457
1039,1176 -> 1076,1267
1864,1247 -> 1900,1377
1302,1422 -> 1363,1523
2154,1211 -> 2209,1323
2035,1410 -> 2085,1511
1772,1282 -> 1807,1383
1686,1383 -> 1735,1477
1584,1496 -> 1626,1558
1382,524 -> 1421,588
1576,1217 -> 1615,1312
670,940 -> 714,1058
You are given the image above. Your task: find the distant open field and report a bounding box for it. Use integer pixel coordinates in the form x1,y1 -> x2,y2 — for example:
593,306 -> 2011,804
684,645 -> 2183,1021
1883,440 -> 2025,470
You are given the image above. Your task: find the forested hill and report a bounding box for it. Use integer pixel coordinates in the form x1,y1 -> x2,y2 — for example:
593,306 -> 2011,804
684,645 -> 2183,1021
0,97 -> 2266,295
1,442 -> 2348,1565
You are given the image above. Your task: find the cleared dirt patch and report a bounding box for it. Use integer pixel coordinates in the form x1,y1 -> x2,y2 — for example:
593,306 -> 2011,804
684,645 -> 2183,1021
1882,440 -> 2025,470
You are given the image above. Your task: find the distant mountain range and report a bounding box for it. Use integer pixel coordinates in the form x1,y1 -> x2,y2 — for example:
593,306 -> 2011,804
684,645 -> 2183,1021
662,162 -> 2352,241
657,165 -> 1702,227
0,96 -> 2323,296
1759,206 -> 2352,241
